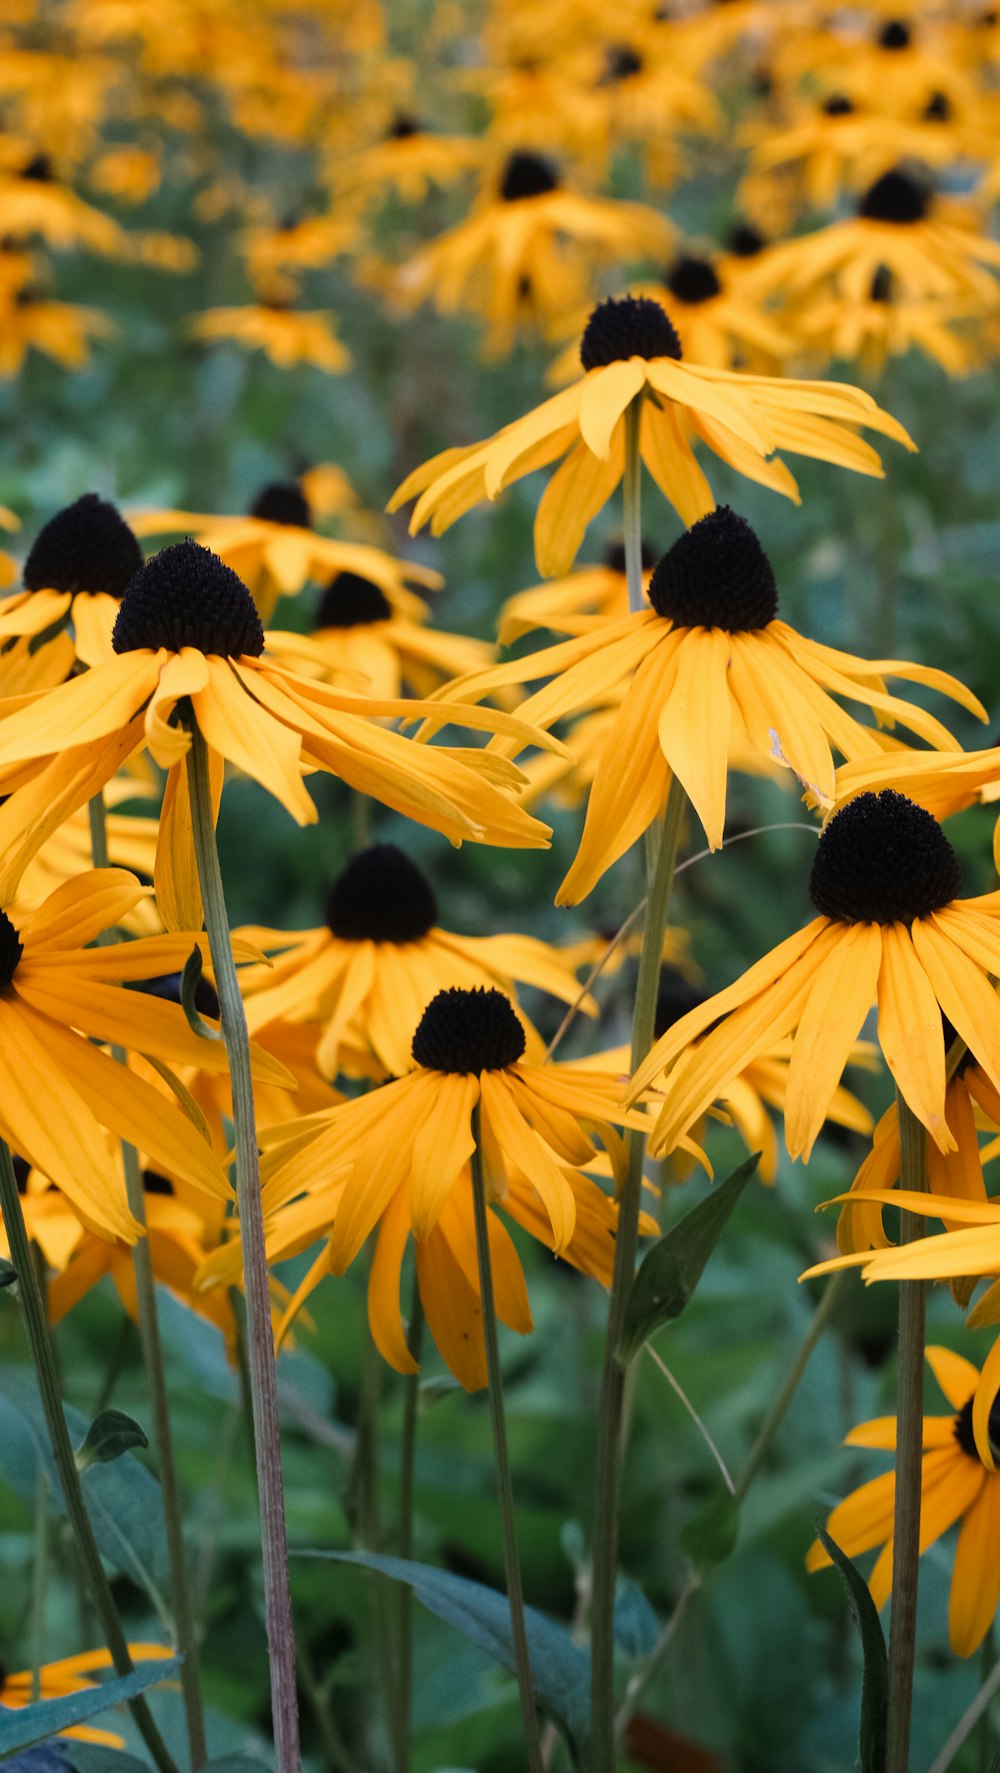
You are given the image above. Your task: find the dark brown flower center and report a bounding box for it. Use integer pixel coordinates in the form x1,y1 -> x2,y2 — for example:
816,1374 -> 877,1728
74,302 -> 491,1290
112,541 -> 265,657
499,152 -> 560,202
315,573 -> 391,628
809,791 -> 961,925
23,494 -> 143,598
953,1392 -> 1000,1463
325,844 -> 438,944
665,255 -> 721,305
249,481 -> 311,528
859,169 -> 930,224
647,507 -> 778,630
412,986 -> 525,1073
878,19 -> 911,48
579,295 -> 682,371
0,909 -> 23,989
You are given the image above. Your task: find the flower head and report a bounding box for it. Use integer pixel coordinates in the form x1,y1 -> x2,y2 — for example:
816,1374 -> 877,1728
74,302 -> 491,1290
0,492 -> 144,667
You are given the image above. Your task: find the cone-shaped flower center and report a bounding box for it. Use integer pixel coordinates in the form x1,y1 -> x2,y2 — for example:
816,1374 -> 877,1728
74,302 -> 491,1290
387,113 -> 422,138
412,986 -> 525,1073
112,541 -> 265,657
500,152 -> 560,202
665,255 -> 722,304
580,295 -> 682,371
248,481 -> 311,528
139,969 -> 220,1020
325,844 -> 438,944
602,43 -> 644,81
954,1393 -> 1000,1463
647,507 -> 778,630
924,90 -> 951,121
879,19 -> 911,48
143,1169 -> 175,1196
603,537 -> 657,575
727,222 -> 765,257
809,791 -> 961,925
0,909 -> 23,989
315,572 -> 391,628
859,169 -> 930,224
21,153 -> 54,182
23,494 -> 144,597
823,94 -> 854,116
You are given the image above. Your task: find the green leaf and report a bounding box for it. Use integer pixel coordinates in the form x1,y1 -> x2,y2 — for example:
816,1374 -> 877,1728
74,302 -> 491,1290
75,1411 -> 148,1472
613,1576 -> 659,1659
298,1549 -> 591,1748
65,1747 -> 149,1771
0,1659 -> 180,1759
619,1155 -> 760,1363
0,1258 -> 17,1289
180,946 -> 222,1042
680,1491 -> 740,1574
816,1525 -> 887,1773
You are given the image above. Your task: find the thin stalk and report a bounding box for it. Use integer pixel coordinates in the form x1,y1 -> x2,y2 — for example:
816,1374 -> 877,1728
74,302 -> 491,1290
294,1625 -> 362,1773
349,1256 -> 404,1773
614,1569 -> 701,1736
925,1646 -> 1000,1773
589,774 -> 686,1766
886,1091 -> 928,1773
0,1139 -> 180,1773
89,788 -> 207,1768
470,1105 -> 544,1773
397,1275 -> 424,1763
185,722 -> 301,1773
736,1271 -> 846,1502
30,1467 -> 48,1701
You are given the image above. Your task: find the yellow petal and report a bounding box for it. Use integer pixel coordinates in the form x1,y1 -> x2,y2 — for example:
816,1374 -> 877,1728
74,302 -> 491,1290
876,923 -> 952,1151
784,922 -> 882,1161
657,627 -> 732,850
577,361 -> 645,460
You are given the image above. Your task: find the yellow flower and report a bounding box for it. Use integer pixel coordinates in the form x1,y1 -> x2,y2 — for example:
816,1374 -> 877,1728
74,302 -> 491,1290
426,510 -> 981,894
793,274 -> 985,378
200,986 -> 658,1390
0,290 -> 114,377
497,539 -> 650,644
390,294 -> 914,576
325,117 -> 482,209
0,1644 -> 175,1747
89,143 -> 163,204
629,791 -> 1000,1164
0,153 -> 126,253
242,211 -> 358,287
0,493 -> 144,667
188,301 -> 350,373
236,841 -> 596,1079
808,1346 -> 1000,1657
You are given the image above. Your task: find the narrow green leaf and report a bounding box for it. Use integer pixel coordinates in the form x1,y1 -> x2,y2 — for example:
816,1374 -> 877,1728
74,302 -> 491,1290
619,1154 -> 760,1363
298,1548 -> 591,1748
816,1525 -> 887,1773
180,947 -> 222,1042
0,1660 -> 180,1758
75,1411 -> 148,1472
680,1491 -> 740,1574
0,1258 -> 17,1289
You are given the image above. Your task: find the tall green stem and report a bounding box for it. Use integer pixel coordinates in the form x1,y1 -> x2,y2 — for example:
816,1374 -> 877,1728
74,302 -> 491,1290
0,1140 -> 180,1773
736,1272 -> 846,1503
185,722 -> 302,1773
470,1106 -> 544,1773
588,777 -> 685,1766
30,1467 -> 48,1701
89,790 -> 207,1768
397,1276 -> 424,1765
885,1091 -> 928,1773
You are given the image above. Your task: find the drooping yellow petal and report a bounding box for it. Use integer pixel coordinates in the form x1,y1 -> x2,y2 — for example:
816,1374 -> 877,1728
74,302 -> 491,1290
949,1476 -> 1000,1656
0,652 -> 159,764
805,1470 -> 895,1571
408,1072 -> 479,1240
640,402 -> 715,526
329,1073 -> 441,1272
143,648 -> 208,768
876,923 -> 953,1151
784,921 -> 881,1161
533,435 -> 626,578
479,1070 -> 576,1253
194,659 -> 317,824
973,1334 -> 1000,1471
910,918 -> 1000,1111
657,627 -> 732,850
369,1187 -> 420,1376
17,868 -> 148,951
926,1344 -> 981,1411
155,751 -> 224,935
577,361 -> 645,460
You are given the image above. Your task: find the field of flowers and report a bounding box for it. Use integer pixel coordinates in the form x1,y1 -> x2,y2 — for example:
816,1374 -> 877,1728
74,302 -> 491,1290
5,3 -> 1000,1771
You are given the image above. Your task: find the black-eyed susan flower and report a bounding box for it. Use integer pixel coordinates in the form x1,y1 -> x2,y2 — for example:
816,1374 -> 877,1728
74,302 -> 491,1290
325,116 -> 482,210
390,294 -> 914,575
200,986 -> 660,1389
808,1346 -> 1000,1656
0,868 -> 247,1241
497,538 -> 653,645
629,791 -> 1000,1164
425,510 -> 982,894
237,842 -> 595,1078
0,289 -> 114,377
188,299 -> 350,373
0,541 -> 555,924
744,92 -> 977,214
793,271 -> 983,377
393,158 -> 675,356
0,1644 -> 174,1747
0,493 -> 144,666
241,210 -> 357,288
0,152 -> 126,253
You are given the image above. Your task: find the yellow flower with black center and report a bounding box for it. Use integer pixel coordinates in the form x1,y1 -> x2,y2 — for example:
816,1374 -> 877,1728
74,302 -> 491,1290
0,541 -> 555,922
200,986 -> 660,1390
427,509 -> 982,896
0,289 -> 114,378
237,842 -> 596,1079
390,293 -> 914,576
0,1643 -> 174,1747
793,266 -> 984,378
629,791 -> 1000,1163
0,151 -> 126,253
0,493 -> 144,666
188,299 -> 350,373
326,114 -> 482,210
808,1346 -> 1000,1657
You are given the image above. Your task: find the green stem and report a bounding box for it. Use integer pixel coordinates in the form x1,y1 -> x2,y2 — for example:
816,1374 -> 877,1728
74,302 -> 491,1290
89,788 -> 207,1768
925,1644 -> 1000,1773
885,1091 -> 928,1773
185,722 -> 302,1773
0,1140 -> 180,1773
622,398 -> 644,616
589,775 -> 686,1767
398,1274 -> 424,1765
349,1253 -> 404,1773
614,1569 -> 701,1736
470,1106 -> 544,1773
735,1271 -> 846,1503
30,1466 -> 48,1702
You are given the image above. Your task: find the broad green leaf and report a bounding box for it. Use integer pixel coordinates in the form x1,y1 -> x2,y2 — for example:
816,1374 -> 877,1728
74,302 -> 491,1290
681,1491 -> 740,1574
65,1746 -> 148,1771
0,1660 -> 180,1759
619,1155 -> 760,1362
299,1549 -> 591,1748
614,1576 -> 659,1659
816,1526 -> 887,1773
75,1412 -> 148,1472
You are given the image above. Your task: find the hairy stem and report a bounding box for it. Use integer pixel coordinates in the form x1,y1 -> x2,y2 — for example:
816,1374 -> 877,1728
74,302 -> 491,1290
397,1276 -> 424,1763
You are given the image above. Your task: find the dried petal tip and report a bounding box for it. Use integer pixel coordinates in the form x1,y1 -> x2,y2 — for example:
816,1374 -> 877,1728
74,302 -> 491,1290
648,507 -> 777,631
412,986 -> 525,1073
23,493 -> 143,597
809,790 -> 961,925
112,540 -> 265,657
0,909 -> 23,988
316,572 -> 391,629
325,844 -> 438,945
859,169 -> 930,224
580,295 -> 682,372
500,152 -> 560,202
248,481 -> 311,528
